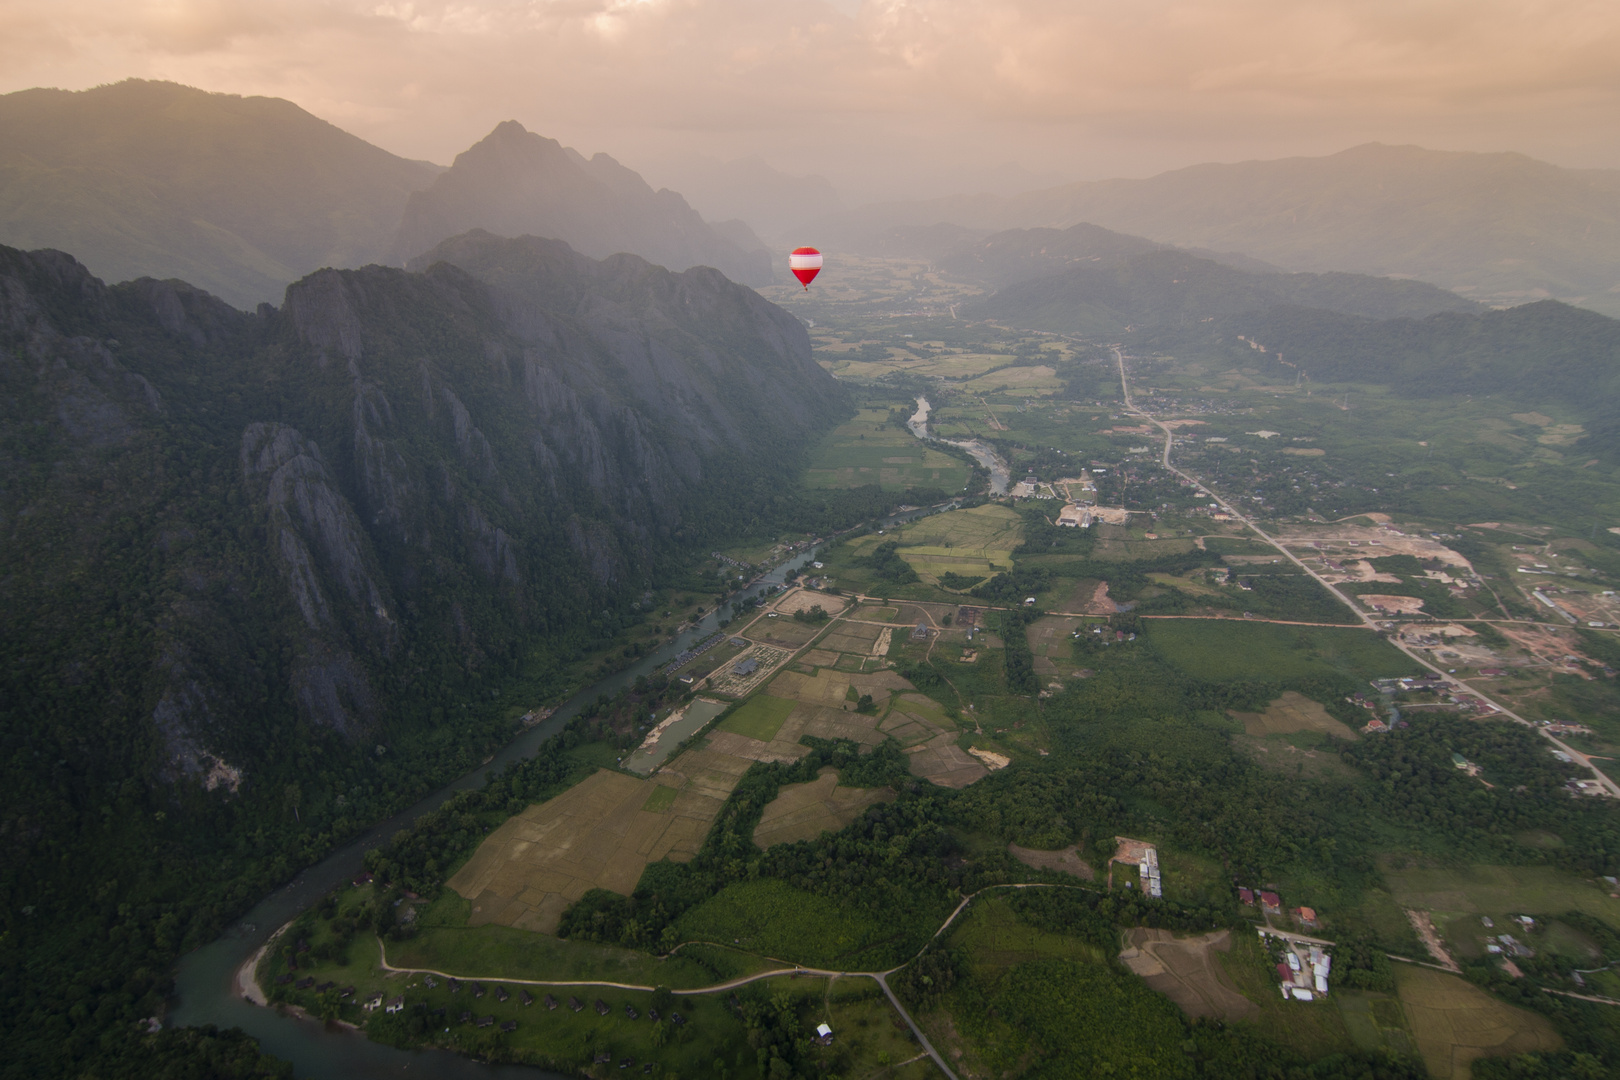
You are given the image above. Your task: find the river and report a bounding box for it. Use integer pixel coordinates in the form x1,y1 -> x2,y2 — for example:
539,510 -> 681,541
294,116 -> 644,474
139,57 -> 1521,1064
906,396 -> 1010,494
169,548 -> 825,1079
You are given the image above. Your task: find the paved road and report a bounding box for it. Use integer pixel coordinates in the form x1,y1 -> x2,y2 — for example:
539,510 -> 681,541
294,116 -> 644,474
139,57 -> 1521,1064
1112,346 -> 1620,800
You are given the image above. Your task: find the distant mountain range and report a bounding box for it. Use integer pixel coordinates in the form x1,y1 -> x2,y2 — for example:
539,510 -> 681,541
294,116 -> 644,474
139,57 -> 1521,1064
0,81 -> 773,308
965,230 -> 1479,335
639,155 -> 841,242
0,80 -> 442,310
936,222 -> 1285,288
821,143 -> 1620,317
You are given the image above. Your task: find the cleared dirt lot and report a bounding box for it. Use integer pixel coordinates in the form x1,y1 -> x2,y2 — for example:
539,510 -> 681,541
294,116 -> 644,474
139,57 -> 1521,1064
1358,594 -> 1427,614
772,588 -> 848,617
1008,843 -> 1095,880
1119,928 -> 1257,1022
752,767 -> 896,848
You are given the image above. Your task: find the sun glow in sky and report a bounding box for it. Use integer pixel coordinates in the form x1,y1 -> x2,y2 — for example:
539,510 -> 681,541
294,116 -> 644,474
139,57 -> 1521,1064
4,0 -> 1619,198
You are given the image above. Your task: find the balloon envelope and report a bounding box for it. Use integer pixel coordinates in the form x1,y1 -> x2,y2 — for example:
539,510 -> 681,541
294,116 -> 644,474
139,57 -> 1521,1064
789,246 -> 822,289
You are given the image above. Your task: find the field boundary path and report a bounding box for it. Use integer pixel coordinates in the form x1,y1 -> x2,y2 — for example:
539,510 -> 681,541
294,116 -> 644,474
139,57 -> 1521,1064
1111,346 -> 1620,799
365,883 -> 1131,1078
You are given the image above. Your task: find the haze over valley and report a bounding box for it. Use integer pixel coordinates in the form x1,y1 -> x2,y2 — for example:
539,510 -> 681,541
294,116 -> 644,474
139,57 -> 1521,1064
6,6 -> 1620,1080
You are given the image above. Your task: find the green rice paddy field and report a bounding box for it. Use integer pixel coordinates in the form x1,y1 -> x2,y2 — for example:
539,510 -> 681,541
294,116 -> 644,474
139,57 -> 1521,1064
803,407 -> 971,491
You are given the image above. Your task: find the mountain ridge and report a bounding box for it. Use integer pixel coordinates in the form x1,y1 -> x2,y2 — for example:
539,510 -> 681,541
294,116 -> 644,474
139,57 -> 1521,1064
820,142 -> 1620,315
394,121 -> 774,286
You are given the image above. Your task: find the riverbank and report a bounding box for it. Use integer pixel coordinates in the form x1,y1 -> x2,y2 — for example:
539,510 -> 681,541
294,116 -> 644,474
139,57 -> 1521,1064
907,395 -> 1011,494
171,547 -> 833,1080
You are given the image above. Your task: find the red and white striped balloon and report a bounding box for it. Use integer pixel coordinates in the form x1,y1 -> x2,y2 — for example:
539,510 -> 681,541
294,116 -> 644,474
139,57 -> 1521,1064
789,247 -> 823,290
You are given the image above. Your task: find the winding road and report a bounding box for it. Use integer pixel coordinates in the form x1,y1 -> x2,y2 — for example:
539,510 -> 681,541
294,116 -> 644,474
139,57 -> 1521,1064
1112,346 -> 1620,798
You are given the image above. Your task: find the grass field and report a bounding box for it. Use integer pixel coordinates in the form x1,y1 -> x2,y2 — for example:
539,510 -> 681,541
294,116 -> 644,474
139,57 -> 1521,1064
1394,963 -> 1562,1079
392,893 -> 730,987
894,504 -> 1023,564
447,768 -> 728,934
961,364 -> 1064,395
676,879 -> 935,970
1146,620 -> 1420,684
1232,691 -> 1360,741
1380,860 -> 1620,929
851,503 -> 1026,588
803,407 -> 971,491
716,694 -> 797,742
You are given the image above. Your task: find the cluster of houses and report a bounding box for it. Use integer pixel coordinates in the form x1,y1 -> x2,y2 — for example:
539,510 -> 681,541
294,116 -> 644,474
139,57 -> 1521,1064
660,630 -> 726,676
1237,886 -> 1280,916
1483,915 -> 1537,960
1112,838 -> 1162,898
1362,675 -> 1497,718
1267,935 -> 1332,1002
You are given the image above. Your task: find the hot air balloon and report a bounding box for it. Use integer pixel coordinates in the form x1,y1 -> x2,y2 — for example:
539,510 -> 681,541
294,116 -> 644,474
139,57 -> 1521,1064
789,247 -> 823,290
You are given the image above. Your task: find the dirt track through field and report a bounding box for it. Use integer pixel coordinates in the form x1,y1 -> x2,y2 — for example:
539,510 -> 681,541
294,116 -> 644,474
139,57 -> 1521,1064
1119,928 -> 1257,1022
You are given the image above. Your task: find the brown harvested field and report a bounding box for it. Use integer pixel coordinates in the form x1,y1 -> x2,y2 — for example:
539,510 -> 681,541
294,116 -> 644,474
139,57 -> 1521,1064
891,601 -> 956,627
772,588 -> 847,616
1027,616 -> 1082,675
798,648 -> 842,668
1395,964 -> 1561,1079
447,768 -> 728,934
850,669 -> 914,705
659,744 -> 758,801
817,622 -> 884,654
846,605 -> 899,623
906,732 -> 988,788
770,668 -> 853,706
792,704 -> 890,746
752,768 -> 896,848
744,617 -> 823,648
1120,928 -> 1257,1022
705,730 -> 810,764
1008,843 -> 1095,880
1230,692 -> 1359,741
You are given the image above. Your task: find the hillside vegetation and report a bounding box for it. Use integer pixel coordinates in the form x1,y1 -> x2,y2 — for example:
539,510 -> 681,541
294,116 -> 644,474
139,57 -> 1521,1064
0,234 -> 844,1078
969,245 -> 1477,335
0,80 -> 441,309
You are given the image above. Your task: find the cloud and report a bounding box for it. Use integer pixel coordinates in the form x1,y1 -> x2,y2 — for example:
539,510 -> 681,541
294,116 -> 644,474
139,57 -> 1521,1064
2,0 -> 1618,191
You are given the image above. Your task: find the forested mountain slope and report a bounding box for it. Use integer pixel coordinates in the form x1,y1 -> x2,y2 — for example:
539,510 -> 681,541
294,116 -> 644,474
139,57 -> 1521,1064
0,80 -> 442,309
0,234 -> 843,1077
824,143 -> 1620,315
393,122 -> 775,285
1181,300 -> 1620,447
937,223 -> 1282,286
968,246 -> 1478,335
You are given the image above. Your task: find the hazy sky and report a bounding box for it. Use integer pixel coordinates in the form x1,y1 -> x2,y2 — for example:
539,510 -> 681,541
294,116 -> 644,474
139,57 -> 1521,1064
5,0 -> 1620,201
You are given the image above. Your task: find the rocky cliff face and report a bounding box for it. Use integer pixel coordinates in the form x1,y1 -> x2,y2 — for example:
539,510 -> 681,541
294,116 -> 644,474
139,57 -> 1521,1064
0,236 -> 843,818
394,122 -> 774,285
